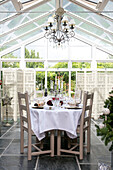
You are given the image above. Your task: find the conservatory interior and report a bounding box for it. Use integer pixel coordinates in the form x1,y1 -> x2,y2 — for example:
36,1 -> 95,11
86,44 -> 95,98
0,0 -> 113,169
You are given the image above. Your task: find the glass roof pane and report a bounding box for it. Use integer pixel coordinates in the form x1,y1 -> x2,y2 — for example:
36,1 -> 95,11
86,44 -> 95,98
63,0 -> 71,7
0,14 -> 29,34
64,2 -> 113,32
1,41 -> 19,51
79,22 -> 113,41
76,29 -> 113,51
48,0 -> 55,7
20,29 -> 43,41
0,2 -> 53,34
28,3 -> 53,19
0,15 -> 48,45
0,1 -> 16,20
14,23 -> 37,36
65,13 -> 113,44
103,1 -> 113,19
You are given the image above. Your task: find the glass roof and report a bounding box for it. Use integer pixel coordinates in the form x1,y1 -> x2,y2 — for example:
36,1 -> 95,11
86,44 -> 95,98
0,0 -> 113,54
103,1 -> 113,19
0,1 -> 16,20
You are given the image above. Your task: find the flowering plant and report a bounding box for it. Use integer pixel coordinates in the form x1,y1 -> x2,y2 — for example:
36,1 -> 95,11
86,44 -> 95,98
0,80 -> 2,85
96,88 -> 113,151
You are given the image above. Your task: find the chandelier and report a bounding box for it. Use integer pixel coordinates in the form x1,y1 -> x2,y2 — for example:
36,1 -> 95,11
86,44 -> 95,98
44,7 -> 75,46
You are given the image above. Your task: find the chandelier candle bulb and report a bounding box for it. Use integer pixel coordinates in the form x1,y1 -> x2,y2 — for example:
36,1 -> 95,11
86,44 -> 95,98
62,16 -> 68,23
48,17 -> 54,24
70,19 -> 75,25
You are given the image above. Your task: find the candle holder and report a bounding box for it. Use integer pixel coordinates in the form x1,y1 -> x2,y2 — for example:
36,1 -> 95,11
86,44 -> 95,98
55,90 -> 57,98
44,88 -> 48,97
50,89 -> 53,93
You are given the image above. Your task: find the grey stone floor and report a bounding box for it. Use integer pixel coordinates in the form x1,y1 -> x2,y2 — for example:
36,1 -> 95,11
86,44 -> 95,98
0,120 -> 111,170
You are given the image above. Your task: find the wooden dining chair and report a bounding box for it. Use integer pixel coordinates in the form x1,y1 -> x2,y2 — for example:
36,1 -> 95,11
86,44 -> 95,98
57,91 -> 94,160
18,91 -> 54,160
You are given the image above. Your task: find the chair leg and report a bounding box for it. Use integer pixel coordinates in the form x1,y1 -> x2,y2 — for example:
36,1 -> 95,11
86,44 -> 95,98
83,131 -> 85,143
79,133 -> 83,160
68,138 -> 71,148
20,128 -> 24,154
28,132 -> 32,160
50,130 -> 54,157
57,130 -> 61,156
87,128 -> 90,153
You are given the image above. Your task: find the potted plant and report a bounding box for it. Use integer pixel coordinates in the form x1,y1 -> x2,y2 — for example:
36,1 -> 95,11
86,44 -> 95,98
96,88 -> 113,169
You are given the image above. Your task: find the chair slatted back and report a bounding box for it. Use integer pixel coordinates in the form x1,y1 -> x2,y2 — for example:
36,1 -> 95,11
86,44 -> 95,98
80,91 -> 94,131
18,92 -> 31,132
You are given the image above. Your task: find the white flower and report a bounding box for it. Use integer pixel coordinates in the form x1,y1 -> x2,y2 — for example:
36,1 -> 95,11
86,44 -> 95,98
100,112 -> 103,116
102,108 -> 110,115
99,123 -> 104,129
109,93 -> 113,97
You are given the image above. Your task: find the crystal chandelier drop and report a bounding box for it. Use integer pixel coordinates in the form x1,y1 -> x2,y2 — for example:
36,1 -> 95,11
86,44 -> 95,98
44,7 -> 75,46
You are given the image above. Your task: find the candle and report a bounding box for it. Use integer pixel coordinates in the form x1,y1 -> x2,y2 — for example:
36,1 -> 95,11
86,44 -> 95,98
58,78 -> 60,89
55,75 -> 57,85
51,80 -> 53,89
61,80 -> 63,90
55,75 -> 57,91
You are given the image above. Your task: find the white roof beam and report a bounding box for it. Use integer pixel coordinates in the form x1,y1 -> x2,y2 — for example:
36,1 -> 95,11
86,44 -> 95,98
11,0 -> 23,12
22,0 -> 38,7
0,24 -> 45,48
0,0 -> 10,5
0,10 -> 54,38
97,0 -> 109,11
66,10 -> 113,36
0,0 -> 51,24
0,33 -> 44,56
76,25 -> 113,46
69,0 -> 113,22
0,13 -> 18,24
56,0 -> 63,9
69,0 -> 96,11
22,0 -> 51,11
75,34 -> 113,55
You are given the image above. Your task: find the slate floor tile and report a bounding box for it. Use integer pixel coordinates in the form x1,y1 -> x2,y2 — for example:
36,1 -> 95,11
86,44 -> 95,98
0,139 -> 12,148
0,156 -> 37,170
80,164 -> 98,170
38,156 -> 79,170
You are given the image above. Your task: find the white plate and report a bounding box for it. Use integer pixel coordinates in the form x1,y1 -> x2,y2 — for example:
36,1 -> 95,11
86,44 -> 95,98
44,105 -> 55,110
32,106 -> 43,109
65,106 -> 82,109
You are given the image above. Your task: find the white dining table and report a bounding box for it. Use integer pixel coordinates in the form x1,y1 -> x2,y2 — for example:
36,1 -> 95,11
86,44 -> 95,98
30,106 -> 82,141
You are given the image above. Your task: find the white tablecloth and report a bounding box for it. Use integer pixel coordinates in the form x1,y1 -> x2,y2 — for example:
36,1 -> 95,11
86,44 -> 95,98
30,107 -> 82,141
